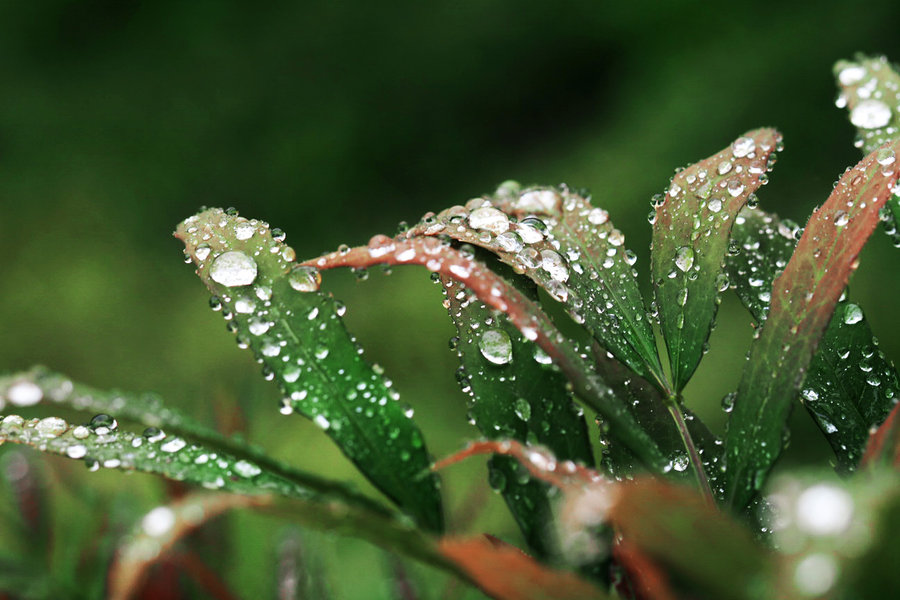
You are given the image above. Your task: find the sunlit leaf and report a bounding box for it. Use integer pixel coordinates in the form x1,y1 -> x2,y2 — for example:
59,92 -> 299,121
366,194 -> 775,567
0,368 -> 385,513
176,208 -> 443,532
725,140 -> 900,510
441,271 -> 593,556
108,492 -> 265,600
409,185 -> 665,388
439,536 -> 610,600
307,237 -> 667,471
727,209 -> 900,473
651,129 -> 781,391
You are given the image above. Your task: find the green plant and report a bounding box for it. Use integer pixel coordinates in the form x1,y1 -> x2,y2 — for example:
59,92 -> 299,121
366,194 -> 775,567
2,54 -> 900,599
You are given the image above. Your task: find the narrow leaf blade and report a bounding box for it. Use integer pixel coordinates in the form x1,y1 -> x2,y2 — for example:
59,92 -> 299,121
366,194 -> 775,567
652,129 -> 781,391
308,237 -> 667,471
442,273 -> 593,555
727,209 -> 900,472
725,140 -> 900,509
411,187 -> 665,387
177,209 -> 443,532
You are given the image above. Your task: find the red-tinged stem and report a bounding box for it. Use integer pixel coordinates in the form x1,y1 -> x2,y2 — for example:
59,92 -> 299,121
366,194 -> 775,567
666,398 -> 714,506
176,553 -> 242,600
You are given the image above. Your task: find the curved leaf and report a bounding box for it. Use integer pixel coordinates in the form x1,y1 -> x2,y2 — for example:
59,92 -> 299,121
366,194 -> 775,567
727,209 -> 899,473
442,272 -> 593,556
0,367 -> 383,512
307,237 -> 667,471
651,129 -> 781,391
725,140 -> 900,510
176,208 -> 443,532
834,54 -> 900,247
410,185 -> 665,387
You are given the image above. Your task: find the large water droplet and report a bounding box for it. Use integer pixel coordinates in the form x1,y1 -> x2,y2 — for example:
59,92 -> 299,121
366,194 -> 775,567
732,136 -> 756,158
838,64 -> 866,85
479,329 -> 513,365
850,99 -> 892,129
210,251 -> 258,287
843,303 -> 863,325
6,381 -> 42,407
468,207 -> 510,234
674,246 -> 695,272
540,250 -> 569,282
289,265 -> 322,292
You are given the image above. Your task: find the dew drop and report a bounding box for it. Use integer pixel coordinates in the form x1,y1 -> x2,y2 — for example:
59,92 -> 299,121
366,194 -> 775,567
479,329 -> 513,365
234,221 -> 256,240
838,64 -> 866,85
6,381 -> 42,407
468,207 -> 510,234
210,251 -> 258,287
289,265 -> 322,292
496,231 -> 524,253
850,99 -> 892,129
732,137 -> 756,158
843,303 -> 863,325
674,246 -> 694,272
540,250 -> 569,282
234,460 -> 262,478
514,398 -> 532,421
833,211 -> 850,227
588,208 -> 609,225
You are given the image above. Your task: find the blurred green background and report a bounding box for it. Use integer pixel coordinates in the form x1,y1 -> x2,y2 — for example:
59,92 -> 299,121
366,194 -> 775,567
2,1 -> 900,597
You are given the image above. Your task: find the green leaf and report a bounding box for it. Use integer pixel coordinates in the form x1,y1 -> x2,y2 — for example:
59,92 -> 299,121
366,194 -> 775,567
0,367 -> 384,512
651,129 -> 781,391
727,210 -> 900,473
834,55 -> 900,248
176,208 -> 443,532
410,185 -> 666,389
307,236 -> 668,471
441,272 -> 594,556
0,412 -> 316,499
725,140 -> 900,510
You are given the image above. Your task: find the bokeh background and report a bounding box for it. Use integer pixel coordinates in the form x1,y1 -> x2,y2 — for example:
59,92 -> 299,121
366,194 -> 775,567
2,1 -> 900,597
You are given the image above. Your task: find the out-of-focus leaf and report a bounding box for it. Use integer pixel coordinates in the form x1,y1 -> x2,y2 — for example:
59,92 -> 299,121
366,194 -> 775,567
725,140 -> 900,510
409,185 -> 665,388
307,237 -> 667,471
0,368 -> 385,513
108,492 -> 265,600
862,402 -> 900,469
176,208 -> 443,532
441,272 -> 593,556
612,542 -> 677,600
651,129 -> 781,391
608,479 -> 774,600
0,412 -> 331,501
834,55 -> 900,248
439,536 -> 610,600
727,209 -> 899,472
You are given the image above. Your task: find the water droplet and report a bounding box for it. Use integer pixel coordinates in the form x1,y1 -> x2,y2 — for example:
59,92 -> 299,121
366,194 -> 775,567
726,178 -> 745,197
850,99 -> 892,129
195,244 -> 212,262
878,147 -> 897,166
588,208 -> 609,225
36,417 -> 67,438
516,189 -> 559,213
210,251 -> 258,287
796,483 -> 854,535
248,317 -> 271,336
314,414 -> 331,430
160,438 -> 187,453
540,250 -> 569,282
794,553 -> 838,597
6,381 -> 42,407
143,506 -> 176,537
514,398 -> 532,421
496,231 -> 524,253
717,160 -> 733,175
468,207 -> 510,234
801,388 -> 819,402
533,347 -> 552,365
707,198 -> 723,213
234,221 -> 255,240
89,414 -> 117,435
289,265 -> 322,292
235,296 -> 256,314
608,229 -> 625,246
834,211 -> 850,227
732,136 -> 756,158
66,444 -> 87,459
234,460 -> 262,478
143,427 -> 166,443
478,329 -> 513,365
843,303 -> 863,325
674,246 -> 694,272
838,64 -> 866,85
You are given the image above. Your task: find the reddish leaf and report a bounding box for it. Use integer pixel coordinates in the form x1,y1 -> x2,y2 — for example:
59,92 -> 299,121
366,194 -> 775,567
725,139 -> 900,510
862,402 -> 900,469
652,129 -> 781,391
307,238 -> 667,470
439,536 -> 609,600
613,542 -> 677,600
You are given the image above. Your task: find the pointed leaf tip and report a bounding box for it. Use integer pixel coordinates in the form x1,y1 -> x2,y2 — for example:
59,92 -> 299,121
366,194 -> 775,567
652,128 -> 781,391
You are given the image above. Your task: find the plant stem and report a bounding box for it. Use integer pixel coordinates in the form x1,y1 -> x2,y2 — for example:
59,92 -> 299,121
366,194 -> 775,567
666,398 -> 715,506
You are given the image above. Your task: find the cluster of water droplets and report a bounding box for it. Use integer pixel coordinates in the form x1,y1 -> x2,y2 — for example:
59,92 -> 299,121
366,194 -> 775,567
834,56 -> 900,153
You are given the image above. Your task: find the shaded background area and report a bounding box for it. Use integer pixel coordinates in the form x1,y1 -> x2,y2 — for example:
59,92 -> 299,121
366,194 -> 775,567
2,1 -> 900,597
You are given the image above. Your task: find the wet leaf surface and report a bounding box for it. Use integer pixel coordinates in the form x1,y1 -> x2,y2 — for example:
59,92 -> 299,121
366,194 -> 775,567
725,140 -> 900,510
651,129 -> 781,391
177,208 -> 443,532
